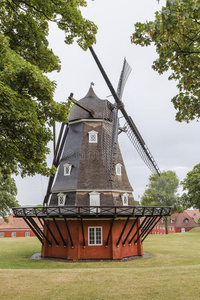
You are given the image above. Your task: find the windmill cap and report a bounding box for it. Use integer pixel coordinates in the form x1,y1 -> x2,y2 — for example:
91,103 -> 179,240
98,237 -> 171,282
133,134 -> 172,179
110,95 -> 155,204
68,86 -> 113,122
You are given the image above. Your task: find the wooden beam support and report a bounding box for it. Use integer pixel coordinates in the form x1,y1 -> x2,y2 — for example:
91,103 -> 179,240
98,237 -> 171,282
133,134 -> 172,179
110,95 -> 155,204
129,216 -> 148,245
23,217 -> 43,244
116,217 -> 130,247
80,217 -> 86,248
105,218 -> 115,247
28,217 -> 52,246
134,217 -> 155,244
53,218 -> 67,247
42,218 -> 59,246
142,216 -> 163,243
122,217 -> 139,246
141,217 -> 157,238
64,218 -> 74,248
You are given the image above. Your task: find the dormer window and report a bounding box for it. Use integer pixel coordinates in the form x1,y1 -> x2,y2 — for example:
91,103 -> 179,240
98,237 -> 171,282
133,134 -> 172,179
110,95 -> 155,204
88,130 -> 98,143
63,163 -> 72,176
89,191 -> 100,213
184,218 -> 189,224
115,163 -> 122,176
122,193 -> 128,206
58,193 -> 66,206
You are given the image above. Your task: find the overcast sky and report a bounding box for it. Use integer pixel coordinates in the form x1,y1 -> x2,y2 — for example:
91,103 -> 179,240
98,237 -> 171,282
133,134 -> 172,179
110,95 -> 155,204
15,0 -> 200,206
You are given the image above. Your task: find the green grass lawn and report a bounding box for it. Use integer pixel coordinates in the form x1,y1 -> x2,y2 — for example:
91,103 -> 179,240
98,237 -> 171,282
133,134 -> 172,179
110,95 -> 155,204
0,229 -> 200,299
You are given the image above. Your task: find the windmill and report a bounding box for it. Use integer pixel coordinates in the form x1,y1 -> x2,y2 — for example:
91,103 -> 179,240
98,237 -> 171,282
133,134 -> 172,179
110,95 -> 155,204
13,47 -> 170,261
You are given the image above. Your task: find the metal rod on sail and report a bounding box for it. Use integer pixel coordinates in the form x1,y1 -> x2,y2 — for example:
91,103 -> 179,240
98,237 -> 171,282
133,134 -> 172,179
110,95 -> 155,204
89,46 -> 160,176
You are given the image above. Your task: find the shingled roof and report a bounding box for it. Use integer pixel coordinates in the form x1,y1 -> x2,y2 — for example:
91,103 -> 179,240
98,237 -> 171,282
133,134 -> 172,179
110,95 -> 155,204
69,86 -> 113,122
184,209 -> 200,223
168,212 -> 199,228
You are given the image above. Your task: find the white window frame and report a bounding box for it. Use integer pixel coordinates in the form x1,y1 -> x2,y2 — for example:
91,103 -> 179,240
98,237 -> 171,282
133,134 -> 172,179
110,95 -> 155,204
0,232 -> 4,237
25,232 -> 30,237
12,232 -> 16,237
88,227 -> 102,245
63,163 -> 72,176
58,193 -> 66,206
181,227 -> 185,233
115,163 -> 122,176
89,191 -> 100,213
88,130 -> 98,143
121,193 -> 128,206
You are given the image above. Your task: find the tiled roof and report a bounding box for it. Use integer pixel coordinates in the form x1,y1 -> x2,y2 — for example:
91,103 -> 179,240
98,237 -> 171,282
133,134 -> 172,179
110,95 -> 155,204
168,212 -> 199,228
184,209 -> 200,224
0,215 -> 42,230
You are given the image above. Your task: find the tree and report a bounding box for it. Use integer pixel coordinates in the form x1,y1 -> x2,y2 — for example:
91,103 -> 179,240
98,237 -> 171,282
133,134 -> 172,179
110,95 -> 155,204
174,192 -> 191,212
0,170 -> 18,219
0,1 -> 97,179
131,0 -> 200,122
181,163 -> 200,209
141,171 -> 179,233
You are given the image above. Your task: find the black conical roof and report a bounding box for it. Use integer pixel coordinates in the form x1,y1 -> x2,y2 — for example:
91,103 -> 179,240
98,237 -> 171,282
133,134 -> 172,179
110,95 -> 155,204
69,86 -> 113,122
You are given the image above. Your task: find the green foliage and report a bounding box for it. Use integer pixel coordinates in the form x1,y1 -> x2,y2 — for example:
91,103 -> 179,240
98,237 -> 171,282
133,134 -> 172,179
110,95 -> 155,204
198,218 -> 200,225
0,170 -> 18,219
134,200 -> 140,206
182,163 -> 200,209
141,171 -> 179,208
141,170 -> 180,233
131,0 -> 200,122
175,192 -> 192,211
0,1 -> 97,178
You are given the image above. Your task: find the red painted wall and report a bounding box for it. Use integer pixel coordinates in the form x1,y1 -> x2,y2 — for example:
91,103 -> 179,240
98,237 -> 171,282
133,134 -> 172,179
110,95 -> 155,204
0,230 -> 36,238
175,227 -> 194,233
41,218 -> 143,260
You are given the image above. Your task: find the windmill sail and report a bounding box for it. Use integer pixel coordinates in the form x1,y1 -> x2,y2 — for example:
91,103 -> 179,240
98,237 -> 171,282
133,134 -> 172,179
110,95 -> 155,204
117,58 -> 132,101
124,116 -> 161,175
108,59 -> 132,180
89,46 -> 161,176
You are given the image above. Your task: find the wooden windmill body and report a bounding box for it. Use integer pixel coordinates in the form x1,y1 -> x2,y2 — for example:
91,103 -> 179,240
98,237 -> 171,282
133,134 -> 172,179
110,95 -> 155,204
13,47 -> 171,261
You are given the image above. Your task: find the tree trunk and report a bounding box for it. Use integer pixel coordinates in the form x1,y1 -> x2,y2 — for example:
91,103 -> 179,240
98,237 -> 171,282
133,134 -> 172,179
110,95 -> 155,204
164,216 -> 168,234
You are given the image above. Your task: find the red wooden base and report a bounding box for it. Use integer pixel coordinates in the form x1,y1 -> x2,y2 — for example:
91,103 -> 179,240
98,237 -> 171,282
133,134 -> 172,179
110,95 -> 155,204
41,218 -> 143,260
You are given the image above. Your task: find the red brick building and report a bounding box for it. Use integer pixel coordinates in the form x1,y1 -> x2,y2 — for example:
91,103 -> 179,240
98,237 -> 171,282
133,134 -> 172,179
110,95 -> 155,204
0,215 -> 42,238
151,210 -> 200,234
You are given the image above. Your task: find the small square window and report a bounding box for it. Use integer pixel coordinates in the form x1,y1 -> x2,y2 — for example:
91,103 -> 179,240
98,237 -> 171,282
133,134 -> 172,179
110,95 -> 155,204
58,193 -> 66,206
88,227 -> 102,245
122,193 -> 128,206
0,232 -> 4,238
63,163 -> 72,176
89,191 -> 100,213
90,134 -> 97,142
25,232 -> 30,237
88,131 -> 98,143
12,232 -> 16,237
115,163 -> 122,176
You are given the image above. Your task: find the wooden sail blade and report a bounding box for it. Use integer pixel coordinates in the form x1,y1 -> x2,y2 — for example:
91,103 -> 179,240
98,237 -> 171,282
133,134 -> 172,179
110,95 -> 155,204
117,58 -> 132,100
89,46 -> 160,176
108,58 -> 131,180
